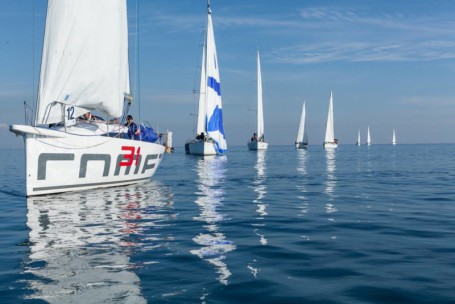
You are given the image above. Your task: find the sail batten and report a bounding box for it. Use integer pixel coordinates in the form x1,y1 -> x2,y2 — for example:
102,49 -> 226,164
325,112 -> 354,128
36,0 -> 130,125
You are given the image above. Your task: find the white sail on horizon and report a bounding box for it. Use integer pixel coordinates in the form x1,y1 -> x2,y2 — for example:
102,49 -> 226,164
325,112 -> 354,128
296,101 -> 307,144
367,126 -> 371,145
257,50 -> 264,140
324,91 -> 335,143
36,0 -> 130,125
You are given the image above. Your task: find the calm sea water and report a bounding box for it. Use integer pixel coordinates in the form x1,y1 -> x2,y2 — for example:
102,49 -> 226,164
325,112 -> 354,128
0,144 -> 454,303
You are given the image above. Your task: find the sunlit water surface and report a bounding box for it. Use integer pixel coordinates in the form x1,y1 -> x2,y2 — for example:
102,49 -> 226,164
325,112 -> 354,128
0,145 -> 454,303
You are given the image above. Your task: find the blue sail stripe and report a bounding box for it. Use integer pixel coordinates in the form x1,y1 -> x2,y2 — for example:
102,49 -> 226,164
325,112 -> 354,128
207,76 -> 221,96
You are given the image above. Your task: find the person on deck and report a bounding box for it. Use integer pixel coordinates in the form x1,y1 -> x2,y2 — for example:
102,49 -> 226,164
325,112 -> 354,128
196,132 -> 205,141
125,115 -> 140,140
79,112 -> 95,120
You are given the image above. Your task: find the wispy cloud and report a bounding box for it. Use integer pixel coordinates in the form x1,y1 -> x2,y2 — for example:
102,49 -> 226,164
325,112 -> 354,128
0,123 -> 8,129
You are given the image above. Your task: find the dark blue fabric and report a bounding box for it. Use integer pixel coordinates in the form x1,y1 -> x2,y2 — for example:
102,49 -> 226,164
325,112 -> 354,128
207,105 -> 225,134
207,76 -> 221,96
140,125 -> 159,143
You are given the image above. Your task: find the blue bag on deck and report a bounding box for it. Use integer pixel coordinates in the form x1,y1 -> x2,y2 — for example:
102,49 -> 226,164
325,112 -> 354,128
140,124 -> 159,143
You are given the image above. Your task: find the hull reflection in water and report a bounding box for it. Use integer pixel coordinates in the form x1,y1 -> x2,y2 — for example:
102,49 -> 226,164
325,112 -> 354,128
23,182 -> 174,303
190,156 -> 235,285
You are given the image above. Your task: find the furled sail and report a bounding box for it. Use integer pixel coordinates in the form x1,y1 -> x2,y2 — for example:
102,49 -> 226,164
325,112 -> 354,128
205,5 -> 227,152
36,0 -> 130,125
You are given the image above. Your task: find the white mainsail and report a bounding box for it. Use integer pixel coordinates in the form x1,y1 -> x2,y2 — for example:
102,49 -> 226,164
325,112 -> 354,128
392,129 -> 397,145
356,129 -> 361,145
205,4 -> 227,153
367,126 -> 371,145
296,101 -> 307,144
196,41 -> 207,135
324,91 -> 335,143
257,50 -> 264,140
36,0 -> 130,125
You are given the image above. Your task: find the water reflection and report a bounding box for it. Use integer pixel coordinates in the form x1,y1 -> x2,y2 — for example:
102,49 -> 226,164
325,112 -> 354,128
325,150 -> 337,218
252,151 -> 268,245
23,182 -> 174,303
190,156 -> 235,285
297,149 -> 309,216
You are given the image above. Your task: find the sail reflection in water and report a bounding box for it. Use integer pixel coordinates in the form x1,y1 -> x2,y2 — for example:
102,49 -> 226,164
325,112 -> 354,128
325,150 -> 337,218
190,157 -> 235,285
252,151 -> 268,245
297,149 -> 310,216
23,182 -> 174,303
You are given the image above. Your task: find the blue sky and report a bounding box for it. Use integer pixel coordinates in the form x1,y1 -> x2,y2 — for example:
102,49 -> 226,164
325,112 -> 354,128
1,0 -> 455,148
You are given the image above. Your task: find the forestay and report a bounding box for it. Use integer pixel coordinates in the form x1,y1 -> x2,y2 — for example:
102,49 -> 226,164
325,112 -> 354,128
36,0 -> 130,125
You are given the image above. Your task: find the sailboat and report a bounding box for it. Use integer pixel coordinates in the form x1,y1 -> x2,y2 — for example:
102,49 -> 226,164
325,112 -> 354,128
9,0 -> 164,196
295,101 -> 308,149
356,129 -> 361,146
366,126 -> 371,146
186,0 -> 227,156
392,129 -> 397,145
323,91 -> 338,149
248,50 -> 268,150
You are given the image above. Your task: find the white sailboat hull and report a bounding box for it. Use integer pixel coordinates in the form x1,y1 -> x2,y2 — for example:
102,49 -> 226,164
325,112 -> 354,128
295,142 -> 308,149
248,141 -> 268,150
187,140 -> 218,156
323,142 -> 338,149
11,124 -> 164,196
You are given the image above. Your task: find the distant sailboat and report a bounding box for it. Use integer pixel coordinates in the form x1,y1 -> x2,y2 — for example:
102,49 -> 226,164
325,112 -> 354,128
186,0 -> 227,156
356,129 -> 361,146
366,126 -> 371,146
392,129 -> 397,145
323,91 -> 338,149
248,49 -> 268,150
295,101 -> 308,149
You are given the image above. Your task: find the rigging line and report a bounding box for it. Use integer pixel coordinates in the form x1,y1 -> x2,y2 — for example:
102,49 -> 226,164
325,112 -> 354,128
137,0 -> 141,125
32,0 -> 34,109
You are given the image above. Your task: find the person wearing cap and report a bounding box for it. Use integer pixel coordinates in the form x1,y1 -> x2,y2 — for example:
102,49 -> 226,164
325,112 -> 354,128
125,115 -> 140,140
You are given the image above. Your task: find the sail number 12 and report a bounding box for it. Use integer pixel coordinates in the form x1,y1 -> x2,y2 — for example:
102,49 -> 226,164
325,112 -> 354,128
65,104 -> 76,127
